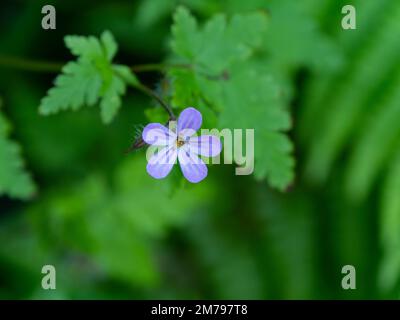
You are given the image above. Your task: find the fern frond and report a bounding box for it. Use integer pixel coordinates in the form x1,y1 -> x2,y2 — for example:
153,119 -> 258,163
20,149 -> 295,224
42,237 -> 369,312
306,2 -> 400,182
345,70 -> 400,201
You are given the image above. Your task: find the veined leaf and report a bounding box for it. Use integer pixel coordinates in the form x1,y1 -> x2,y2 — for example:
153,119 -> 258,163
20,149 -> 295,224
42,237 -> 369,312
39,61 -> 102,114
171,6 -> 267,73
99,72 -> 125,124
218,63 -> 294,189
170,7 -> 294,189
39,31 -> 138,124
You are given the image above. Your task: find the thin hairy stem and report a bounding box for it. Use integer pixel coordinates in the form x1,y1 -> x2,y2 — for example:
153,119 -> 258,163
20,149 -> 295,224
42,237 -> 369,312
132,83 -> 176,120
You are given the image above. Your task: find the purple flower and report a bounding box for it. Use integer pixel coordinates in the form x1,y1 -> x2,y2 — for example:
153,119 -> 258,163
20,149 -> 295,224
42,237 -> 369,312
142,107 -> 222,183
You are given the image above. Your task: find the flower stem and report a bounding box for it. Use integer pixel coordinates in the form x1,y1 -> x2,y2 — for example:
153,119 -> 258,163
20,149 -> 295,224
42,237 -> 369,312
0,53 -> 177,117
131,62 -> 192,73
130,82 -> 176,120
0,54 -> 62,73
0,54 -> 178,151
0,54 -> 191,74
125,83 -> 176,153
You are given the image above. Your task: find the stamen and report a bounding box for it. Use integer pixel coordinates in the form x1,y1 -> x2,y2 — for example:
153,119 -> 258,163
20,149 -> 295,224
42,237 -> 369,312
176,137 -> 185,147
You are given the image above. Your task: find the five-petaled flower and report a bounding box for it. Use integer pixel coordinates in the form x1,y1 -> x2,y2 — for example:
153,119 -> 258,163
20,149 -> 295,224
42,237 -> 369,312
142,107 -> 222,183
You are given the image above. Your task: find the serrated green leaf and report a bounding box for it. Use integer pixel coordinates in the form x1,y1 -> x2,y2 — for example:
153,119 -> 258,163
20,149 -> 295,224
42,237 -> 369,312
218,64 -> 294,189
65,35 -> 103,61
171,7 -> 201,60
65,30 -> 117,62
169,68 -> 199,108
169,8 -> 294,189
100,74 -> 125,124
172,6 -> 268,73
113,65 -> 139,86
100,30 -> 118,61
40,61 -> 102,115
40,31 -> 137,123
264,0 -> 342,71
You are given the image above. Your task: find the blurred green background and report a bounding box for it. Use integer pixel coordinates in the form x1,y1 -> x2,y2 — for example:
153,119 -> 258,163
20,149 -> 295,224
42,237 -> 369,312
0,0 -> 400,299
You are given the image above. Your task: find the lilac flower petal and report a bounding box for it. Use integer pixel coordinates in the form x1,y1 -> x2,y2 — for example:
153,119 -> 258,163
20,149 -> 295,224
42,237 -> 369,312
142,123 -> 176,146
179,128 -> 197,141
177,107 -> 202,133
189,135 -> 222,157
146,145 -> 177,179
178,148 -> 208,183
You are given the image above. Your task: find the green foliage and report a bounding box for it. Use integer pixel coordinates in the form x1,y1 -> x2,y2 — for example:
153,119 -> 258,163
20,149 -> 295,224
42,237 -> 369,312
379,152 -> 400,292
22,155 -> 217,292
185,212 -> 264,299
169,7 -> 294,190
0,101 -> 35,199
29,173 -> 158,287
1,0 -> 400,300
172,7 -> 267,72
263,0 -> 342,72
345,70 -> 400,201
299,0 -> 400,295
252,185 -> 317,299
39,31 -> 138,124
217,63 -> 293,188
300,0 -> 391,144
305,1 -> 400,183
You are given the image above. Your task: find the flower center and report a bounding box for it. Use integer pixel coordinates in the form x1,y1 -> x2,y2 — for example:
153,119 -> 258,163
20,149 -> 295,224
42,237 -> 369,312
176,138 -> 185,148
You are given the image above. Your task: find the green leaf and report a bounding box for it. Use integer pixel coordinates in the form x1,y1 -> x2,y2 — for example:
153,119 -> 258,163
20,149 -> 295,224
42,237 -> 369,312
0,107 -> 36,199
64,30 -> 117,62
65,35 -> 103,61
100,30 -> 118,61
169,68 -> 199,108
113,65 -> 139,87
171,6 -> 201,60
172,6 -> 267,73
99,73 -> 125,124
39,61 -> 102,114
40,31 -> 137,124
218,64 -> 294,189
264,0 -> 342,71
170,8 -> 294,189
